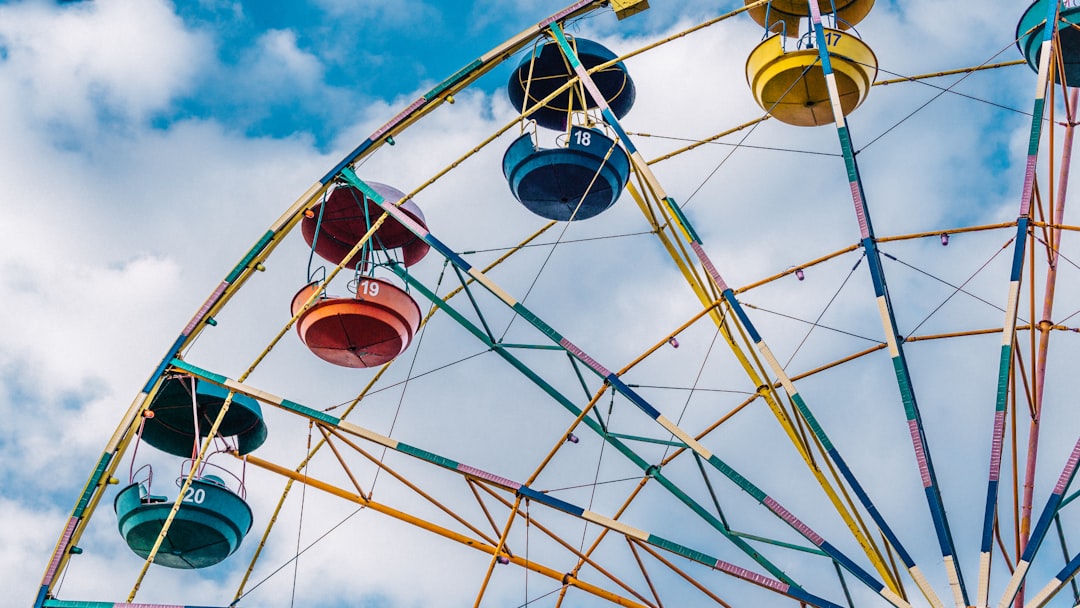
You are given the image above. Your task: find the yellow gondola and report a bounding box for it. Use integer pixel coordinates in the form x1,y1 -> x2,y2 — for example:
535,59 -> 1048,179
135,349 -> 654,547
745,0 -> 875,37
746,29 -> 877,127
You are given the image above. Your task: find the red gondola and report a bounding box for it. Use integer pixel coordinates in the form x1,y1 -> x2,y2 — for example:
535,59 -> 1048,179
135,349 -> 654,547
291,278 -> 422,368
302,182 -> 429,268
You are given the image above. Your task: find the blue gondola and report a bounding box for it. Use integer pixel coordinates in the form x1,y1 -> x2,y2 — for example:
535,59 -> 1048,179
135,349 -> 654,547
140,376 -> 267,457
503,126 -> 631,221
507,38 -> 635,131
114,475 -> 253,569
1017,0 -> 1080,85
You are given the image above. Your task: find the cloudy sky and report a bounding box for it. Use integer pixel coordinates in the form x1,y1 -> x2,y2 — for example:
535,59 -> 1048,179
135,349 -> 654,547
3,0 -> 1079,607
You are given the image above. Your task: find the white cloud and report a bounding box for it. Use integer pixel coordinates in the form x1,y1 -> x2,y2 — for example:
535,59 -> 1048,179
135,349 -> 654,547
241,29 -> 325,97
0,0 -> 211,129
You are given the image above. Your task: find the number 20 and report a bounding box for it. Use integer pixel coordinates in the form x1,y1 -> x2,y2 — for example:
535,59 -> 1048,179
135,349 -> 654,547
184,487 -> 206,504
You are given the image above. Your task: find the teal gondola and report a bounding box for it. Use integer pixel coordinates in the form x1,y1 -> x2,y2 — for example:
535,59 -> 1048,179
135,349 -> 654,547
114,476 -> 253,569
502,126 -> 631,221
140,376 -> 267,457
1017,0 -> 1080,85
507,38 -> 635,131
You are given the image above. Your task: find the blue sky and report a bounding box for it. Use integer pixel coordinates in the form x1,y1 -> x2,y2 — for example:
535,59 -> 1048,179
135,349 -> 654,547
3,0 -> 1080,607
55,0 -> 701,146
159,0 -> 537,144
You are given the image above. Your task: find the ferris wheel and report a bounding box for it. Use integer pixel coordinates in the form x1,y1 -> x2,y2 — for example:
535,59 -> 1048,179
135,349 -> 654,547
34,1 -> 1080,606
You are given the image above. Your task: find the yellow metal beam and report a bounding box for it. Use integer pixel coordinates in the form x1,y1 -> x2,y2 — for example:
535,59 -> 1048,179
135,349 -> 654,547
242,454 -> 649,607
611,0 -> 649,20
